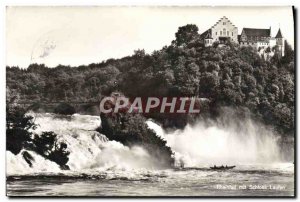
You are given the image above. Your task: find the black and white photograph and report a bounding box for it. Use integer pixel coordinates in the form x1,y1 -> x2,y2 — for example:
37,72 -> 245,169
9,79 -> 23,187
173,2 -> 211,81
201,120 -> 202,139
5,6 -> 295,197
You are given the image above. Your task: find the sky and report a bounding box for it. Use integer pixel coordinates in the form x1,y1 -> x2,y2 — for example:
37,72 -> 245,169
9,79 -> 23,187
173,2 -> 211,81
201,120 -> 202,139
6,6 -> 294,68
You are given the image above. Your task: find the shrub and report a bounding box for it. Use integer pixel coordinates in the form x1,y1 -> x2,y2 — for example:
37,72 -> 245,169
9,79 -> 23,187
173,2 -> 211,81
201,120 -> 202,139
32,132 -> 70,169
6,106 -> 36,155
99,112 -> 174,168
6,102 -> 70,169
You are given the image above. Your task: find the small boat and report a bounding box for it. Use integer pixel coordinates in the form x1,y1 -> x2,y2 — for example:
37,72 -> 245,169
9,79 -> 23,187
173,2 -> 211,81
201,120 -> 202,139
210,165 -> 236,170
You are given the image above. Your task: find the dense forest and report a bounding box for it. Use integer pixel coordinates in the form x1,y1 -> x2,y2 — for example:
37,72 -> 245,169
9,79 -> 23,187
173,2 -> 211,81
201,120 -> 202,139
6,24 -> 295,166
7,24 -> 295,135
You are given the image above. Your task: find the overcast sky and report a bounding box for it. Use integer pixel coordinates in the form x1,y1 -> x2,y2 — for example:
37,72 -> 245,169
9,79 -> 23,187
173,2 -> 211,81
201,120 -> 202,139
6,6 -> 294,68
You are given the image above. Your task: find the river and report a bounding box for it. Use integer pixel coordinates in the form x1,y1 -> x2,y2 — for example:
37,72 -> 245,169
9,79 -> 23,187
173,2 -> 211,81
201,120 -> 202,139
6,112 -> 294,197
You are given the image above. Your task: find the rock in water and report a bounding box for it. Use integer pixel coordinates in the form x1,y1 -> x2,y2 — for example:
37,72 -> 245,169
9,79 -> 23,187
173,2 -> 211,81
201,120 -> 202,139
99,93 -> 174,168
22,151 -> 34,167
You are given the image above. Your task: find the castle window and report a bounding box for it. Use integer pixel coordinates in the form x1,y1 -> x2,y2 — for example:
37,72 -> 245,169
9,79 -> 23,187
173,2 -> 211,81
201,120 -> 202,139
227,31 -> 229,36
223,22 -> 226,25
232,32 -> 233,36
223,29 -> 226,35
216,32 -> 217,36
220,31 -> 222,35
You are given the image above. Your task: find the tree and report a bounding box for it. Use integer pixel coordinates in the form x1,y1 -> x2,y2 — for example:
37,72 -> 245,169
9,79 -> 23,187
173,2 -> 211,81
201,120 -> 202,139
199,72 -> 220,97
32,132 -> 70,169
6,23 -> 295,138
281,41 -> 294,65
99,94 -> 174,168
173,24 -> 199,46
6,88 -> 36,155
6,87 -> 70,169
6,107 -> 36,155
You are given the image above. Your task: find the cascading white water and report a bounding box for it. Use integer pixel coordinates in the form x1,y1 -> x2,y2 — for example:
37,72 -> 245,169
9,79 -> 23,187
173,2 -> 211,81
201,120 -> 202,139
7,112 -> 160,175
7,110 -> 284,175
6,111 -> 294,197
147,113 -> 282,167
7,150 -> 62,175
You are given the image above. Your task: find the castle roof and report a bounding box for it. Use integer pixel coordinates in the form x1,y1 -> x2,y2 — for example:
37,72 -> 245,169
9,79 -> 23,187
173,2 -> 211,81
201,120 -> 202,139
275,28 -> 283,38
200,29 -> 213,39
211,16 -> 237,29
242,28 -> 271,37
238,35 -> 241,42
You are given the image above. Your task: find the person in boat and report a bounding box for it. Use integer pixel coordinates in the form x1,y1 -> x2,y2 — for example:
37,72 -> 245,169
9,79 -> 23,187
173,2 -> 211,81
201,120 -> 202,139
210,165 -> 235,169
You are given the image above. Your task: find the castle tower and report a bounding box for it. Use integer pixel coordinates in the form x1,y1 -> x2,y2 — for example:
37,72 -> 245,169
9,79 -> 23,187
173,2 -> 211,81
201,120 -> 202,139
275,28 -> 285,57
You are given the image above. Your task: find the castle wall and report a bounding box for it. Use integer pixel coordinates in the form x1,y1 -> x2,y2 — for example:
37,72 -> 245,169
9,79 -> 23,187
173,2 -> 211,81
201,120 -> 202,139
269,38 -> 277,47
201,16 -> 285,57
276,38 -> 285,56
210,17 -> 238,43
256,41 -> 270,49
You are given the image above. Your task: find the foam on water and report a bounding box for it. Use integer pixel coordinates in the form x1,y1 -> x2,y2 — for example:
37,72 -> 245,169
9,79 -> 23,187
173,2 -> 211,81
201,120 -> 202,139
7,111 -> 288,175
7,112 -> 159,175
7,150 -> 62,175
147,117 -> 282,167
6,112 -> 294,196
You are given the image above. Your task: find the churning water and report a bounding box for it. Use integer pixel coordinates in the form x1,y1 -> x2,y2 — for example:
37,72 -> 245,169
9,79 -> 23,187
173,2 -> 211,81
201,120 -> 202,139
147,117 -> 281,167
6,112 -> 294,196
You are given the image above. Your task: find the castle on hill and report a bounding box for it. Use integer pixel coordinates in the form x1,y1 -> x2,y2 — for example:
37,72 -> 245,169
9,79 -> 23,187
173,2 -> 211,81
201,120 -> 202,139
200,16 -> 285,57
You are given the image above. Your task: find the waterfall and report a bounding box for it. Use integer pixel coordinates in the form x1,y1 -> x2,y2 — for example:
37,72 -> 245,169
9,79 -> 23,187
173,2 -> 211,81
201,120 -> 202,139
7,112 -> 160,175
147,113 -> 282,167
7,110 -> 286,175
